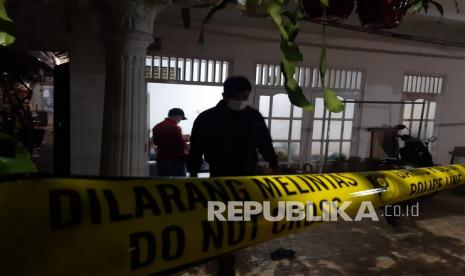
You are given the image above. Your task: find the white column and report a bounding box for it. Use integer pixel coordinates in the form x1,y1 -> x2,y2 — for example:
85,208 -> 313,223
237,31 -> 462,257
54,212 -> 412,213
100,0 -> 164,176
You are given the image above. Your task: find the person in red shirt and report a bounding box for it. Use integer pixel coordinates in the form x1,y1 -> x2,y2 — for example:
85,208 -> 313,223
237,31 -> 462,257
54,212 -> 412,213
152,108 -> 189,176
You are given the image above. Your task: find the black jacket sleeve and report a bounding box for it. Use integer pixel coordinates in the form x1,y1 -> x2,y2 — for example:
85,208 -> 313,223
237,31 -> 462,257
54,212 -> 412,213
256,113 -> 278,170
187,116 -> 205,176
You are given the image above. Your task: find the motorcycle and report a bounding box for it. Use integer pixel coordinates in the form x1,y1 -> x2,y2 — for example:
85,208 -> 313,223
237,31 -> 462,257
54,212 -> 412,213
378,124 -> 437,226
378,124 -> 436,168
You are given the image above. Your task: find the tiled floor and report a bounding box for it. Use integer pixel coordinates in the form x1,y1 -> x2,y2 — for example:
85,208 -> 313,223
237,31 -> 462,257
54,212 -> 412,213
174,189 -> 465,275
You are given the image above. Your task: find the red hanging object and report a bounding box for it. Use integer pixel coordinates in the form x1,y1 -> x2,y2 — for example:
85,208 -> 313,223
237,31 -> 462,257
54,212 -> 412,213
356,0 -> 409,29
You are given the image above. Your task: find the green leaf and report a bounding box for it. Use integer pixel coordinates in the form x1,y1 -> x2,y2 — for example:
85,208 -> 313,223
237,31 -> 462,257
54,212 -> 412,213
0,0 -> 12,22
0,31 -> 15,46
281,57 -> 296,78
286,82 -> 315,111
182,8 -> 191,29
430,1 -> 444,16
198,0 -> 235,45
267,0 -> 288,40
280,40 -> 303,62
286,20 -> 300,41
0,133 -> 37,175
408,0 -> 445,16
319,0 -> 329,8
281,60 -> 314,111
281,6 -> 304,41
408,1 -> 424,13
324,88 -> 344,113
269,0 -> 312,111
286,4 -> 305,23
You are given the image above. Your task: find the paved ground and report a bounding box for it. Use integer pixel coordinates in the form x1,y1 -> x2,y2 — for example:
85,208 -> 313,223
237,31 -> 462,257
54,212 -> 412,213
173,189 -> 465,275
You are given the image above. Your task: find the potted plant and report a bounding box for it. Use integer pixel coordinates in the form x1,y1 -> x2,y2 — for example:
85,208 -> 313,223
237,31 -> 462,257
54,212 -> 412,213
302,0 -> 355,23
356,0 -> 410,29
406,0 -> 459,16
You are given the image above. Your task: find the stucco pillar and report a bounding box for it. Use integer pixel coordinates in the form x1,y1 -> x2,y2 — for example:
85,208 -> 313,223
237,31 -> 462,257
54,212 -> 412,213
100,1 -> 164,176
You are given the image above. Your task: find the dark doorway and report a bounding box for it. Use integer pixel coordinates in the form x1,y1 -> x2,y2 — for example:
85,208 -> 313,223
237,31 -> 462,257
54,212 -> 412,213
0,49 -> 70,175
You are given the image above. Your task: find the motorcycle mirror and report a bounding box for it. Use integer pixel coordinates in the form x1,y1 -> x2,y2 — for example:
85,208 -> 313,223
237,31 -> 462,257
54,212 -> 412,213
394,124 -> 406,130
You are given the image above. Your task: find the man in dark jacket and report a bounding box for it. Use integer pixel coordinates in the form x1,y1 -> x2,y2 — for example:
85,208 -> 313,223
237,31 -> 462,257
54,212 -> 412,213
188,76 -> 278,177
187,76 -> 278,275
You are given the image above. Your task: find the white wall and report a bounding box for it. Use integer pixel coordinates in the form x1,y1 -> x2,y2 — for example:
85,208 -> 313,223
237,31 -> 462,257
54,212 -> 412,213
12,2 -> 465,173
153,21 -> 465,164
148,83 -> 223,134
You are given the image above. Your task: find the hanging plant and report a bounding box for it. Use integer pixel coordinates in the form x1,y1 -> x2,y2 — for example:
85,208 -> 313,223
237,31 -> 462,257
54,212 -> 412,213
316,1 -> 344,113
356,0 -> 453,29
267,0 -> 316,111
199,0 -> 315,110
268,0 -> 344,112
199,0 -> 345,111
406,0 -> 459,16
198,0 -> 294,44
198,0 -> 452,112
356,0 -> 410,29
302,0 -> 355,23
0,0 -> 15,46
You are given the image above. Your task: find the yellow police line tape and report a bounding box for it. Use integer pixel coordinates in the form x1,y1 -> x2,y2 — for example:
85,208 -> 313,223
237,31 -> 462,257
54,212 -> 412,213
1,164 -> 464,275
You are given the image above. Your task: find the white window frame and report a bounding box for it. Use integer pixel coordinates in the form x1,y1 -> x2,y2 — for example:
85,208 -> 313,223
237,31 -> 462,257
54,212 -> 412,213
307,91 -> 362,171
254,62 -> 365,171
400,72 -> 445,154
255,87 -> 307,169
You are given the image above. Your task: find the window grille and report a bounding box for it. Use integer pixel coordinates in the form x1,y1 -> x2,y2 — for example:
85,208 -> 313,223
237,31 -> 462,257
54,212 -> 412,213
403,73 -> 445,94
255,63 -> 363,90
146,55 -> 229,84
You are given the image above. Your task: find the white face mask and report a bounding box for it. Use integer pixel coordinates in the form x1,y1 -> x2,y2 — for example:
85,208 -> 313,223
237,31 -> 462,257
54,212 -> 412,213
228,99 -> 248,111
